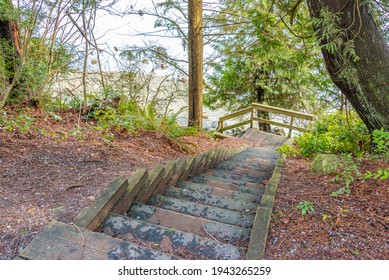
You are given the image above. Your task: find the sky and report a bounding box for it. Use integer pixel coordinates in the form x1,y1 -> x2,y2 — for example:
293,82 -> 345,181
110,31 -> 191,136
93,0 -> 186,72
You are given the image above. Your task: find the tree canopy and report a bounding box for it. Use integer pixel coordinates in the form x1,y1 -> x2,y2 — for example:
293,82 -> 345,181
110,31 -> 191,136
204,0 -> 338,114
1,0 -> 388,131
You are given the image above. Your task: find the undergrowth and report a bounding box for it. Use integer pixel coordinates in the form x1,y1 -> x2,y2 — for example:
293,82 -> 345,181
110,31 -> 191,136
275,111 -> 389,198
1,88 -> 201,153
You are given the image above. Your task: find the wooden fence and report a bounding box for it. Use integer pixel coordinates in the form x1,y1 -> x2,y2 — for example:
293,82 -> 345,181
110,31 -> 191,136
217,103 -> 314,138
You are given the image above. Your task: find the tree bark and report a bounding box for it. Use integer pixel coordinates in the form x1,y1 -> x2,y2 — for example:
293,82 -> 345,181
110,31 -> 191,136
255,82 -> 271,132
188,0 -> 203,128
0,0 -> 23,107
307,0 -> 389,132
0,0 -> 23,76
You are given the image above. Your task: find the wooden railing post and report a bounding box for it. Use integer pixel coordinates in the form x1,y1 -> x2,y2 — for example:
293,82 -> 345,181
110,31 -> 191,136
288,116 -> 294,138
218,120 -> 223,131
250,107 -> 254,129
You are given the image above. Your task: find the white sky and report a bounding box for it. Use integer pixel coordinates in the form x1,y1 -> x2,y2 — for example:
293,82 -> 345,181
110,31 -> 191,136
94,0 -> 186,71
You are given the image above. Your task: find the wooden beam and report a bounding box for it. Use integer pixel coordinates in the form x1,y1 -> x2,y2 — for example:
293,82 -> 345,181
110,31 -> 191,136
251,117 -> 310,132
19,221 -> 177,260
153,161 -> 177,195
246,206 -> 272,260
218,107 -> 252,122
252,103 -> 314,120
135,166 -> 165,204
73,176 -> 128,230
218,120 -> 251,132
111,169 -> 148,215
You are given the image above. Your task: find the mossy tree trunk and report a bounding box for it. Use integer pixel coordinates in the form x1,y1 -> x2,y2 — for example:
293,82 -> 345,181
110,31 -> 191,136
307,0 -> 389,132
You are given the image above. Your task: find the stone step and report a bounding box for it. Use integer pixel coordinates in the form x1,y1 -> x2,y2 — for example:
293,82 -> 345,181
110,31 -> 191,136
102,213 -> 245,260
182,177 -> 264,194
200,168 -> 270,182
163,186 -> 258,212
147,195 -> 255,228
176,181 -> 263,202
234,149 -> 279,159
128,203 -> 251,245
190,173 -> 263,186
240,129 -> 255,139
189,175 -> 265,190
236,130 -> 246,138
19,221 -> 179,260
214,157 -> 276,169
220,152 -> 279,164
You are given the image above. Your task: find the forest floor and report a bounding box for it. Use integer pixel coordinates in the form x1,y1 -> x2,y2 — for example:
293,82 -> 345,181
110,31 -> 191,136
0,108 -> 388,260
0,108 -> 247,260
265,155 -> 388,260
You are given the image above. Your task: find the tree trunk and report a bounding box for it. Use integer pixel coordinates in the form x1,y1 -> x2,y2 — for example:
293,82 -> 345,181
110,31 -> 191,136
188,0 -> 203,128
0,0 -> 23,107
0,0 -> 23,77
307,0 -> 389,132
255,83 -> 271,132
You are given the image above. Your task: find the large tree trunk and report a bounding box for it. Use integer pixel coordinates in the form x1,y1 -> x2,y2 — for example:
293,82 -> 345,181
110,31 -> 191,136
188,0 -> 203,128
307,0 -> 389,132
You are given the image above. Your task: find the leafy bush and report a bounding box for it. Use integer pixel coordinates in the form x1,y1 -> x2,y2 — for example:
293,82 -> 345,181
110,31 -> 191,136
0,109 -> 34,134
371,128 -> 389,158
276,144 -> 299,157
295,112 -> 370,157
79,90 -> 199,151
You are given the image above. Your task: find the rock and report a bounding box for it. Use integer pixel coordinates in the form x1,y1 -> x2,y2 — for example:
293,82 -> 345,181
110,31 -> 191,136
87,195 -> 96,202
310,154 -> 339,174
271,127 -> 286,136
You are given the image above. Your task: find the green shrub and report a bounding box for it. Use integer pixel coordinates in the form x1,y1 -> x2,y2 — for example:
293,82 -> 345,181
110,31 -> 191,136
331,154 -> 360,196
372,128 -> 389,158
276,144 -> 299,156
87,93 -> 199,151
295,112 -> 370,157
0,109 -> 34,134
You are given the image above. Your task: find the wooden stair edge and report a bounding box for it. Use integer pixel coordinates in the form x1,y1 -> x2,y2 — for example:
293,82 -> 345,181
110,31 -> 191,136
73,175 -> 129,230
20,144 -> 250,259
128,203 -> 251,245
246,154 -> 287,259
103,213 -> 245,260
19,220 -> 178,260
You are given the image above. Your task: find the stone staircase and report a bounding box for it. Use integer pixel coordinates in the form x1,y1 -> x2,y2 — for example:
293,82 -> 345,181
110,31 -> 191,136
19,130 -> 285,260
236,128 -> 286,149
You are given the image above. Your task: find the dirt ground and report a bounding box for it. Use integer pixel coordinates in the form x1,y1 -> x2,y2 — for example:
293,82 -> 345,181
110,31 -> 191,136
0,109 -> 247,260
265,156 -> 388,260
1,109 -> 388,260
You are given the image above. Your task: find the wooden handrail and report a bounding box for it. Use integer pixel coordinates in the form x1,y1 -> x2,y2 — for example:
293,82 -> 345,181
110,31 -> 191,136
217,103 -> 314,138
251,103 -> 314,120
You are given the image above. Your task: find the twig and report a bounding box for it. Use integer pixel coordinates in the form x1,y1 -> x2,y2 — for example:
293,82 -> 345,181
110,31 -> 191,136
198,215 -> 221,243
278,230 -> 293,248
70,223 -> 85,260
237,221 -> 246,244
129,229 -> 156,251
65,184 -> 85,191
